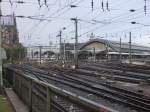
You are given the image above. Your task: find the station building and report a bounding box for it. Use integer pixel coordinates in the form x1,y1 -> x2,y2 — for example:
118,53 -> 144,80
26,38 -> 150,62
79,38 -> 150,60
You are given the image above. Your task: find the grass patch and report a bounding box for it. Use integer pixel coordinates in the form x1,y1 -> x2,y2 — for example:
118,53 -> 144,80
0,95 -> 12,112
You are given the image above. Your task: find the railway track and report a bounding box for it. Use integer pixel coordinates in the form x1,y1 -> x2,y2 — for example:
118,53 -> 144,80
86,62 -> 150,75
79,63 -> 150,83
28,64 -> 150,99
52,100 -> 68,112
10,64 -> 150,112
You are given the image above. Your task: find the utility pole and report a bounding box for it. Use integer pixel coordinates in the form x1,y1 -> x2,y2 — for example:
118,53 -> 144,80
71,17 -> 78,69
57,27 -> 66,64
63,40 -> 66,66
106,41 -> 109,62
49,34 -> 52,61
119,37 -> 122,62
58,30 -> 62,61
129,32 -> 132,64
39,46 -> 42,64
31,50 -> 33,60
93,48 -> 96,62
0,1 -> 3,87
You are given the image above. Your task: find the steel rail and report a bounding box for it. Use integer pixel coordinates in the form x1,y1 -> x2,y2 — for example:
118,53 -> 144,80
13,65 -> 150,112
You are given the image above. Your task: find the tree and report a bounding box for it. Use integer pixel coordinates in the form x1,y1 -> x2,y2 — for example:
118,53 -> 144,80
4,43 -> 27,63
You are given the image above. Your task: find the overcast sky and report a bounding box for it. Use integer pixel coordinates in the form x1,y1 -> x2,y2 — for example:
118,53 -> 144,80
1,0 -> 150,47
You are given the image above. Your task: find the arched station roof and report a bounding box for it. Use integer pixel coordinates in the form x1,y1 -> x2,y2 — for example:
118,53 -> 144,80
79,38 -> 150,54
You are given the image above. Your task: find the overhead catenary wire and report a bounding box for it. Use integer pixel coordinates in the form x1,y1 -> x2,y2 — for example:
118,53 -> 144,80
61,11 -> 148,40
92,2 -> 150,21
24,0 -> 75,37
26,0 -> 85,37
4,0 -> 150,46
13,0 -> 139,36
63,2 -> 150,41
1,14 -> 51,21
35,0 -> 143,37
26,0 -> 76,30
64,5 -> 150,37
2,0 -> 39,5
77,9 -> 150,39
78,0 -> 144,26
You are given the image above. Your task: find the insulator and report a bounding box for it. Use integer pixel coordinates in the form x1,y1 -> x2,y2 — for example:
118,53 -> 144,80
38,0 -> 41,8
17,1 -> 24,4
70,5 -> 77,8
144,6 -> 146,15
101,1 -> 104,11
106,1 -> 110,11
44,0 -> 48,7
9,0 -> 13,6
91,0 -> 94,12
129,9 -> 136,12
144,0 -> 147,15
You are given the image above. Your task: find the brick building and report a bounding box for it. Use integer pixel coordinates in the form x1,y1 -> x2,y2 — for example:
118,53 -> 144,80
1,14 -> 19,47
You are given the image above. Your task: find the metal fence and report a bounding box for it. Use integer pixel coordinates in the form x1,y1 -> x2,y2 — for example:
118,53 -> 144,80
4,67 -> 115,112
